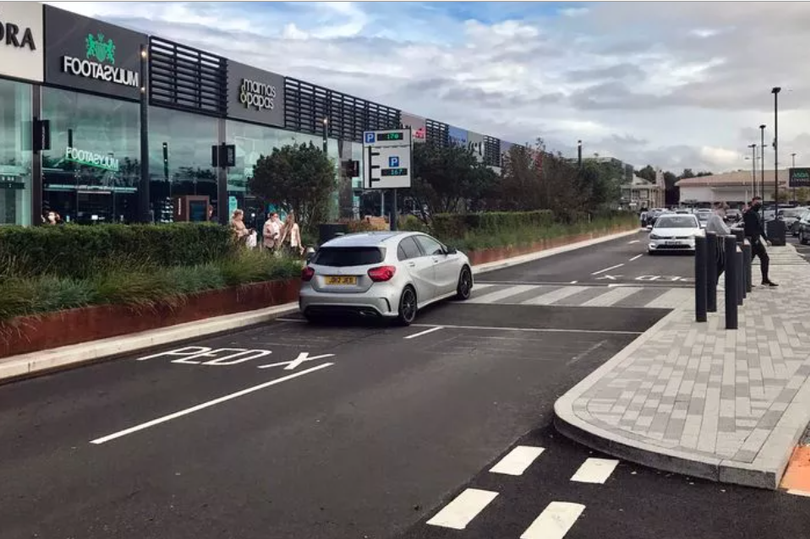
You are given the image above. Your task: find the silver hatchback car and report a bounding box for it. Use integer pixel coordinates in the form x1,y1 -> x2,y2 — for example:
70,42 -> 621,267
299,231 -> 473,325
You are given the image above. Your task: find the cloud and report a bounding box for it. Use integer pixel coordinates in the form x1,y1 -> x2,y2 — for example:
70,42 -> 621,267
44,1 -> 810,173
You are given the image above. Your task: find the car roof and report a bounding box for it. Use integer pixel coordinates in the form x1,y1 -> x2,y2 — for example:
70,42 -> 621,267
321,231 -> 423,248
656,214 -> 698,223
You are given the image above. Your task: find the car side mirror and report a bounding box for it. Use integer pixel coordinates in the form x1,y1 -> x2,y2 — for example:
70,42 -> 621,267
305,247 -> 317,263
445,246 -> 457,255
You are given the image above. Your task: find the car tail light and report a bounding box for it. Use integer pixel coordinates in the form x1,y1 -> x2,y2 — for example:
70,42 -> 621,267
301,266 -> 315,282
368,265 -> 396,282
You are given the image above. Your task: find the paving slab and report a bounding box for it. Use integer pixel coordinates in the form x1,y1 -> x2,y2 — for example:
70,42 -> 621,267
555,243 -> 810,489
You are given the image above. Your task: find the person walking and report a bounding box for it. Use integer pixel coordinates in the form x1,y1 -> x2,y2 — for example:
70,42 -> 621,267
279,211 -> 304,256
706,201 -> 731,278
262,211 -> 281,251
743,196 -> 778,287
230,209 -> 251,244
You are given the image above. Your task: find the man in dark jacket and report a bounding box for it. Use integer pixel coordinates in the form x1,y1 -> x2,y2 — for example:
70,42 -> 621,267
743,197 -> 778,287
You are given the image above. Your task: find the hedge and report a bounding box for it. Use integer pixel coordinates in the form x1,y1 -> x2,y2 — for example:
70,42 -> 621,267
0,223 -> 237,279
432,210 -> 555,239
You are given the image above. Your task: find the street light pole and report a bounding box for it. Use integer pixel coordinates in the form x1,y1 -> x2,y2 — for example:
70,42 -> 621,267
772,87 -> 781,211
759,124 -> 766,219
577,140 -> 582,168
792,152 -> 797,203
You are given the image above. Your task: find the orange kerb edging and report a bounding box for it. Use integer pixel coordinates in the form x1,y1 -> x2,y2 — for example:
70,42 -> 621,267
780,446 -> 810,492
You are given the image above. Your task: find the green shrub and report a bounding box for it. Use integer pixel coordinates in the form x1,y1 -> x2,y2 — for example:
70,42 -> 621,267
164,264 -> 227,295
0,223 -> 237,279
432,210 -> 555,238
399,215 -> 430,233
0,278 -> 38,321
92,267 -> 179,308
217,249 -> 302,287
31,276 -> 96,314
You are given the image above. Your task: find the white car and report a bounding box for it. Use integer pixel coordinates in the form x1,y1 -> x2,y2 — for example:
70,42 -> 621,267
648,213 -> 703,254
299,231 -> 473,325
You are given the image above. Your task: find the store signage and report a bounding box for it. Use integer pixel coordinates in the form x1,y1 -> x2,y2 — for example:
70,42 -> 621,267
227,60 -> 285,127
60,33 -> 139,87
789,167 -> 810,188
401,112 -> 426,144
240,78 -> 276,111
0,2 -> 43,82
448,125 -> 468,147
467,131 -> 485,162
44,5 -> 145,100
64,146 -> 120,172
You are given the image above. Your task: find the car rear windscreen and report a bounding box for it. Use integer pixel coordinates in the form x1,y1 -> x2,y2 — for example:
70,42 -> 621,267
313,247 -> 385,267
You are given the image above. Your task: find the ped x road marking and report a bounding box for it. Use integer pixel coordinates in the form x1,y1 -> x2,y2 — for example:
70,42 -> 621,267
258,353 -> 335,370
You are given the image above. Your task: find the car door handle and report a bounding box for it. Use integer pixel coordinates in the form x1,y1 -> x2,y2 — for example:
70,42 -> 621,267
407,262 -> 416,267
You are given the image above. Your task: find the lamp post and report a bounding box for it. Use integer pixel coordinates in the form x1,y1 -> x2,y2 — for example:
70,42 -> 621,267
759,124 -> 766,220
577,140 -> 582,168
772,87 -> 781,211
321,117 -> 329,154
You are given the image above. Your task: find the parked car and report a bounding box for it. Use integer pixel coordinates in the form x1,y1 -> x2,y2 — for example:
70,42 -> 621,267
648,213 -> 703,255
299,231 -> 472,325
725,209 -> 742,223
779,207 -> 808,236
797,211 -> 810,244
695,209 -> 712,229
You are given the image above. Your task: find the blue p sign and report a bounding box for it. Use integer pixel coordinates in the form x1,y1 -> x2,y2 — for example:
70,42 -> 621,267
364,132 -> 375,144
389,156 -> 400,167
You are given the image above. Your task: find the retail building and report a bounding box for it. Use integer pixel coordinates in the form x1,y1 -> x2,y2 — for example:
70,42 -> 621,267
0,2 -> 516,227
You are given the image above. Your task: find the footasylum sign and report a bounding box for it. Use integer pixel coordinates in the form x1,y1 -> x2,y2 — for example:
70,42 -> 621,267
44,5 -> 146,100
64,146 -> 120,172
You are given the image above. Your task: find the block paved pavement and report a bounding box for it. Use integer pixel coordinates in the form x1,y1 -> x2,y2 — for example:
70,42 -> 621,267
555,243 -> 810,489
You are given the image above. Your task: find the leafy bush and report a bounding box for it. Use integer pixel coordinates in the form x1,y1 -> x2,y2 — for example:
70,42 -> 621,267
399,215 -> 431,233
0,223 -> 237,279
432,210 -> 555,239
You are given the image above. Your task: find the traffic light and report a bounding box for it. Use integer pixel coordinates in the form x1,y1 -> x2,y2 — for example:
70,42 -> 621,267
344,160 -> 359,178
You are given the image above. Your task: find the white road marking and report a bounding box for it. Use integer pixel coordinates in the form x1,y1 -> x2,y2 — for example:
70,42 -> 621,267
410,323 -> 642,336
489,445 -> 545,476
787,489 -> 810,497
570,457 -> 620,484
591,263 -> 624,276
522,286 -> 588,305
473,283 -> 494,290
629,254 -> 643,261
520,501 -> 585,539
89,363 -> 334,445
469,284 -> 538,304
570,280 -> 578,284
257,352 -> 335,370
426,488 -> 498,530
581,286 -> 643,307
628,240 -> 640,244
645,288 -> 692,308
404,326 -> 444,340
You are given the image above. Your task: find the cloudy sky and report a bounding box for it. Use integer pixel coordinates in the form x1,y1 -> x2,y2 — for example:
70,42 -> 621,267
49,1 -> 810,173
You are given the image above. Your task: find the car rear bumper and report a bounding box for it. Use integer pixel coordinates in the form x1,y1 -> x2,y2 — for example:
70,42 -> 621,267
648,239 -> 695,252
299,285 -> 400,318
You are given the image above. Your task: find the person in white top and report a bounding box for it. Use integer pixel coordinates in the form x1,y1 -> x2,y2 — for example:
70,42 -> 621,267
706,202 -> 731,278
280,211 -> 304,256
262,211 -> 281,251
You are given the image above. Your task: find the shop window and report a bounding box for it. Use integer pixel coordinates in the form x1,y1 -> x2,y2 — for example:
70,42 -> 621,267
0,79 -> 33,226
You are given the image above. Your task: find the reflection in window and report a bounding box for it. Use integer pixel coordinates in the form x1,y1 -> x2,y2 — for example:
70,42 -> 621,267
0,79 -> 32,226
149,107 -> 219,224
226,120 -> 339,231
42,88 -> 140,225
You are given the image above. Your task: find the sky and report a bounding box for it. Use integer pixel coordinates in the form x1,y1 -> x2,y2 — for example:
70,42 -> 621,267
47,1 -> 810,173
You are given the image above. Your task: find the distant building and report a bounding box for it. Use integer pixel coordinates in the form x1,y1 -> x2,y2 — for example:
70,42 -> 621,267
676,170 -> 789,207
620,172 -> 665,210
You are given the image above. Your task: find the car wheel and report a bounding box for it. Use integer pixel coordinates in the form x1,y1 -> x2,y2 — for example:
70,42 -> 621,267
647,249 -> 656,256
303,312 -> 322,324
396,286 -> 417,326
456,266 -> 472,300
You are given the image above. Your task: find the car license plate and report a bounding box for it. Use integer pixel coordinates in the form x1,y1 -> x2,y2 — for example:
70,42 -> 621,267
325,276 -> 357,285
665,241 -> 680,245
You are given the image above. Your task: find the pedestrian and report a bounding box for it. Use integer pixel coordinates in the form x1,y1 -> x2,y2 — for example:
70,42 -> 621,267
743,196 -> 778,287
279,211 -> 304,257
262,211 -> 281,252
706,202 -> 731,278
231,209 -> 252,245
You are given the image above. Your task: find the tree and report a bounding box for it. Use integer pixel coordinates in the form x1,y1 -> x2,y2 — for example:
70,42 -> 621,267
680,168 -> 695,179
771,190 -> 790,203
636,165 -> 656,183
696,171 -> 713,177
796,187 -> 810,204
663,171 -> 679,206
248,142 -> 336,230
408,142 -> 498,222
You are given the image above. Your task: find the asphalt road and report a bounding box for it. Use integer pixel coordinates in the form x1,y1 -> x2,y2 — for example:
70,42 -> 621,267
2,230 -> 805,539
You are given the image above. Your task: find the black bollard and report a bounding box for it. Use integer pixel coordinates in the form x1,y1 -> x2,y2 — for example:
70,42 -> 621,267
736,247 -> 744,306
743,242 -> 753,294
706,232 -> 718,313
724,235 -> 738,330
695,234 -> 708,322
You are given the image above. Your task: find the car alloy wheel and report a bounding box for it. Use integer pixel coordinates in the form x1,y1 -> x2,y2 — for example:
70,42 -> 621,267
397,286 -> 417,326
456,267 -> 472,300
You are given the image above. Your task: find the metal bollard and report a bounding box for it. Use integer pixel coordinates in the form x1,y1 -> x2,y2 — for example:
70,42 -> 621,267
740,243 -> 748,300
736,247 -> 744,306
743,241 -> 753,294
724,235 -> 738,330
706,232 -> 718,313
694,235 -> 708,322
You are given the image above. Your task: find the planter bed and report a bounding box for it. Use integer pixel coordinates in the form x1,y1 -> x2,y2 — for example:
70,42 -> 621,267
0,279 -> 299,359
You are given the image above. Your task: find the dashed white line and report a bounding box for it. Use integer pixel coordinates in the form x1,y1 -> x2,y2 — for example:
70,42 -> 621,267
426,488 -> 498,530
89,363 -> 334,445
591,263 -> 624,276
629,254 -> 643,261
520,501 -> 585,539
569,280 -> 578,284
404,326 -> 444,340
570,457 -> 620,484
489,445 -> 545,476
628,240 -> 640,244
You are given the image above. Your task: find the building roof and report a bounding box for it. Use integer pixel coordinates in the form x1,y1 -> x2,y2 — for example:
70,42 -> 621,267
676,169 -> 789,188
623,175 -> 658,188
